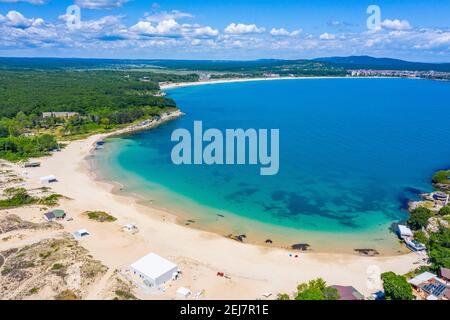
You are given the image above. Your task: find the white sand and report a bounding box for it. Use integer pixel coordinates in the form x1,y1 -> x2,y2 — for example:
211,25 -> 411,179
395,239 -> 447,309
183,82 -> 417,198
4,121 -> 427,300
160,76 -> 349,90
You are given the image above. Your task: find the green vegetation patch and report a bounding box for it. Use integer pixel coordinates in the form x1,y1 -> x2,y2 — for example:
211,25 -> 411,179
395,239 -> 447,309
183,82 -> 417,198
427,227 -> 450,271
54,289 -> 79,300
407,207 -> 432,230
381,272 -> 413,300
277,278 -> 340,300
85,211 -> 117,222
0,134 -> 58,162
38,194 -> 64,207
51,263 -> 64,271
0,188 -> 37,209
432,170 -> 450,185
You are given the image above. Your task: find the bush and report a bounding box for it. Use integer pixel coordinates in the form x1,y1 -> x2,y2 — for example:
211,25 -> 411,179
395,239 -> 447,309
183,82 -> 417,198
51,263 -> 64,270
381,272 -> 413,300
413,230 -> 428,244
0,134 -> 59,161
294,278 -> 340,300
85,211 -> 117,222
432,170 -> 450,184
0,188 -> 37,209
427,228 -> 450,271
55,290 -> 79,300
276,293 -> 290,300
38,194 -> 63,207
407,207 -> 432,230
438,206 -> 450,216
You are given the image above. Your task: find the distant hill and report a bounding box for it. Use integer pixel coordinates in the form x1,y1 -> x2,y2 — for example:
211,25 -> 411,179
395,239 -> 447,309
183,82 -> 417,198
1,56 -> 449,73
314,56 -> 450,72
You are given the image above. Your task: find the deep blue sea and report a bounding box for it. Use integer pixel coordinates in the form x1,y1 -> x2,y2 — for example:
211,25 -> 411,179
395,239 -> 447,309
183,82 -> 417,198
93,78 -> 450,253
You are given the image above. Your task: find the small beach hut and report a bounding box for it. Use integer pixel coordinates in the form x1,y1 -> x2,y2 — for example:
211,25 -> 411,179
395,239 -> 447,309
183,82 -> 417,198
130,253 -> 178,288
44,212 -> 56,222
176,287 -> 192,298
73,229 -> 91,239
24,162 -> 41,168
53,209 -> 66,219
40,175 -> 58,184
44,210 -> 65,222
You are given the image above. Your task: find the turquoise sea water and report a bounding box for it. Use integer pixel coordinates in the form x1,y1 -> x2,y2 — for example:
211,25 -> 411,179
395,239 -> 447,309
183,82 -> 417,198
93,78 -> 450,253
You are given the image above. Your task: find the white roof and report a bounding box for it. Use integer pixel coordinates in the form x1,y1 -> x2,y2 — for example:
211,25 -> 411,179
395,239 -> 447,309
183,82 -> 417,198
408,272 -> 437,286
40,175 -> 57,180
176,287 -> 191,297
398,225 -> 413,236
130,253 -> 177,280
75,229 -> 90,235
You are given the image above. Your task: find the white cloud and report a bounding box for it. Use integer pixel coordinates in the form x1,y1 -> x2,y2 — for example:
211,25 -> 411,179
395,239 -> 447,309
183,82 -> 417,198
130,19 -> 181,37
381,19 -> 412,31
270,28 -> 302,37
191,25 -> 219,38
224,23 -> 265,34
0,10 -> 43,29
75,0 -> 129,10
143,10 -> 193,23
0,7 -> 448,61
319,32 -> 336,40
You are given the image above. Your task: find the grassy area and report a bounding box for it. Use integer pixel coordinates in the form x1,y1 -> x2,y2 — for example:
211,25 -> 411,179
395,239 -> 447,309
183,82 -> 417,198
85,211 -> 117,222
0,188 -> 64,209
432,170 -> 450,185
38,194 -> 64,207
0,188 -> 37,209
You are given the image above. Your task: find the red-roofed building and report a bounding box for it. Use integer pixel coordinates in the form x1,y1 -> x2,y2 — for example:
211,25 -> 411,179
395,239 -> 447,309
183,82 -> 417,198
331,285 -> 364,300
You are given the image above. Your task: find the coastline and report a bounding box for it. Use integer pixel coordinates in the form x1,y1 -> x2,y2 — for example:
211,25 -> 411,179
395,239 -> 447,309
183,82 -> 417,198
159,76 -> 404,90
8,131 -> 424,298
2,84 -> 429,299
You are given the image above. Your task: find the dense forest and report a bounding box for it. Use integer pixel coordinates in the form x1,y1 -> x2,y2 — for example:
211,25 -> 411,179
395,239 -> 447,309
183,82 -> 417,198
0,57 -> 348,76
0,70 -> 199,118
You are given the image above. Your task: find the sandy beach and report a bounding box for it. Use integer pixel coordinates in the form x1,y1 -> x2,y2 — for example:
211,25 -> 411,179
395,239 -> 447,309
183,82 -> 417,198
0,112 -> 427,300
159,76 -> 399,90
160,76 -> 347,90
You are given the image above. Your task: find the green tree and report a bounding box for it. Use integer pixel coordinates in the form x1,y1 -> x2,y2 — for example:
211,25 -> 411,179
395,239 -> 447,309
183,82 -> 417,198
427,227 -> 450,270
294,278 -> 339,300
413,230 -> 428,244
381,272 -> 414,300
432,170 -> 450,184
295,288 -> 325,300
408,207 -> 432,230
276,293 -> 290,300
0,125 -> 8,138
323,286 -> 340,300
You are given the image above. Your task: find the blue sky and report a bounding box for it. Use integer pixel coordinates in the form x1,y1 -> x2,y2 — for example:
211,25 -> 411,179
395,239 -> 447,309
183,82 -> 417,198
0,0 -> 449,61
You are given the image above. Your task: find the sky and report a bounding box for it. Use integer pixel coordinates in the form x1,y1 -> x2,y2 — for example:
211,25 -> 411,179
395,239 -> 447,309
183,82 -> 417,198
0,0 -> 449,62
